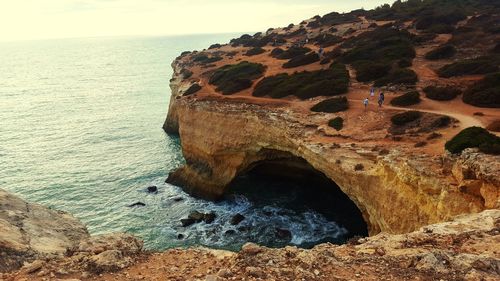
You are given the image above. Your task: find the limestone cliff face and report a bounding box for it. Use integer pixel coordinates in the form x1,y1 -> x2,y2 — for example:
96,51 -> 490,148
165,64 -> 499,236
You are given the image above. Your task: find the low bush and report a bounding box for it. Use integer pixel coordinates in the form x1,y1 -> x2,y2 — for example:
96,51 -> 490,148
391,111 -> 422,126
426,24 -> 455,34
463,72 -> 500,108
423,86 -> 461,101
415,10 -> 466,30
431,116 -> 452,128
328,117 -> 344,131
208,43 -> 221,49
398,58 -> 413,67
283,52 -> 320,68
184,83 -> 201,96
344,28 -> 356,36
209,61 -> 266,95
307,20 -> 321,29
425,45 -> 457,60
270,48 -> 284,57
192,54 -> 223,64
273,46 -> 311,60
321,11 -> 360,26
374,68 -> 418,87
352,61 -> 391,82
390,91 -> 421,106
312,34 -> 343,48
180,68 -> 193,79
245,47 -> 266,56
253,63 -> 349,99
320,58 -> 332,65
311,96 -> 349,113
445,127 -> 500,155
438,56 -> 500,77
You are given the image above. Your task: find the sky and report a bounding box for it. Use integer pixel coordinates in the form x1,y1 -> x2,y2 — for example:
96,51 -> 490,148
0,0 -> 392,41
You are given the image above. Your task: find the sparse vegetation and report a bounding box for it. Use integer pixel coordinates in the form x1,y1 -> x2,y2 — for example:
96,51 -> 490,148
354,164 -> 364,171
391,111 -> 422,126
192,54 -> 223,64
311,96 -> 349,113
283,52 -> 320,68
438,56 -> 500,77
328,117 -> 344,131
390,91 -> 421,106
312,34 -> 343,48
445,127 -> 500,155
352,61 -> 391,82
272,46 -> 311,60
253,63 -> 349,99
184,84 -> 202,96
423,86 -> 461,101
209,62 -> 266,95
374,68 -> 418,87
463,72 -> 500,108
425,45 -> 457,60
245,47 -> 266,56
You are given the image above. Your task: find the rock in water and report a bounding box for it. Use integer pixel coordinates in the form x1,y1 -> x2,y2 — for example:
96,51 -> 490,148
203,212 -> 216,224
180,218 -> 196,227
146,186 -> 158,193
275,228 -> 292,239
230,213 -> 245,225
188,211 -> 205,221
127,202 -> 146,207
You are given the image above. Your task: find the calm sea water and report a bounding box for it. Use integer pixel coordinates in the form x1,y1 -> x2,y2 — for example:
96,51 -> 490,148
0,35 -> 356,251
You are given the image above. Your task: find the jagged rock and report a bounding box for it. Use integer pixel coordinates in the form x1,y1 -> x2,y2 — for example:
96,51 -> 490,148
77,233 -> 143,255
0,188 -> 89,272
86,250 -> 131,273
188,211 -> 205,221
180,218 -> 196,227
230,214 -> 245,225
22,260 -> 44,274
203,212 -> 216,224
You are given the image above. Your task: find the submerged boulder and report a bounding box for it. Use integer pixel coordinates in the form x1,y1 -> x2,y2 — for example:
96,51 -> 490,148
230,214 -> 245,225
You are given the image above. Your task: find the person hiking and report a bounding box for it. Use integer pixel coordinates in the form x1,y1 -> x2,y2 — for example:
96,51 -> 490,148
318,47 -> 324,58
370,87 -> 375,99
363,97 -> 369,110
378,92 -> 385,107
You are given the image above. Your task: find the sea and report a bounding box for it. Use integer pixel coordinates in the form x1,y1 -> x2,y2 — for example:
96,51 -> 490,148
0,34 -> 359,251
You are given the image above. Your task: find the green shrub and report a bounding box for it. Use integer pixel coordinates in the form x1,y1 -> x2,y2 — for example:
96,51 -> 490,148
423,86 -> 461,101
208,43 -> 221,49
270,48 -> 284,57
438,56 -> 500,77
390,91 -> 421,106
321,11 -> 360,25
209,61 -> 265,95
311,96 -> 349,113
398,58 -> 413,67
253,63 -> 349,99
184,84 -> 202,96
374,68 -> 418,87
312,34 -> 343,48
463,72 -> 500,108
415,10 -> 466,30
431,116 -> 452,128
426,24 -> 455,34
192,54 -> 223,64
328,117 -> 344,131
320,58 -> 332,65
273,46 -> 311,60
180,68 -> 193,79
352,61 -> 391,82
245,47 -> 266,56
445,127 -> 500,155
391,111 -> 422,126
425,45 -> 457,60
283,52 -> 320,68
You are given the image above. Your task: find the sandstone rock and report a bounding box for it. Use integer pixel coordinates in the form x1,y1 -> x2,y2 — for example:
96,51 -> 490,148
241,243 -> 262,255
217,269 -> 232,278
22,260 -> 44,274
77,233 -> 143,255
0,188 -> 89,272
86,250 -> 131,273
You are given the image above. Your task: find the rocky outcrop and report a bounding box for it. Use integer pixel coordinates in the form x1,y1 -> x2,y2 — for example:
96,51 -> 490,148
165,64 -> 499,236
0,189 -> 143,273
7,209 -> 499,280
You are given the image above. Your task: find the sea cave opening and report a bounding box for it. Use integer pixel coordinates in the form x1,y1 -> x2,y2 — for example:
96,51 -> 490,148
225,152 -> 368,248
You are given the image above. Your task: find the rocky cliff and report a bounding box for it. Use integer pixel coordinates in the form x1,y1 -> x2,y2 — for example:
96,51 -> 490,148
165,61 -> 499,235
0,189 -> 143,273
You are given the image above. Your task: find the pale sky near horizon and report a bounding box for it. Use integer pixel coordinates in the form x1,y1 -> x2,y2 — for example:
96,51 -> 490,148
0,0 -> 392,41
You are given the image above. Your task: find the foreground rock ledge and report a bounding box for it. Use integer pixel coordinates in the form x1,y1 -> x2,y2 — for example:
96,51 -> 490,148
3,195 -> 499,280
